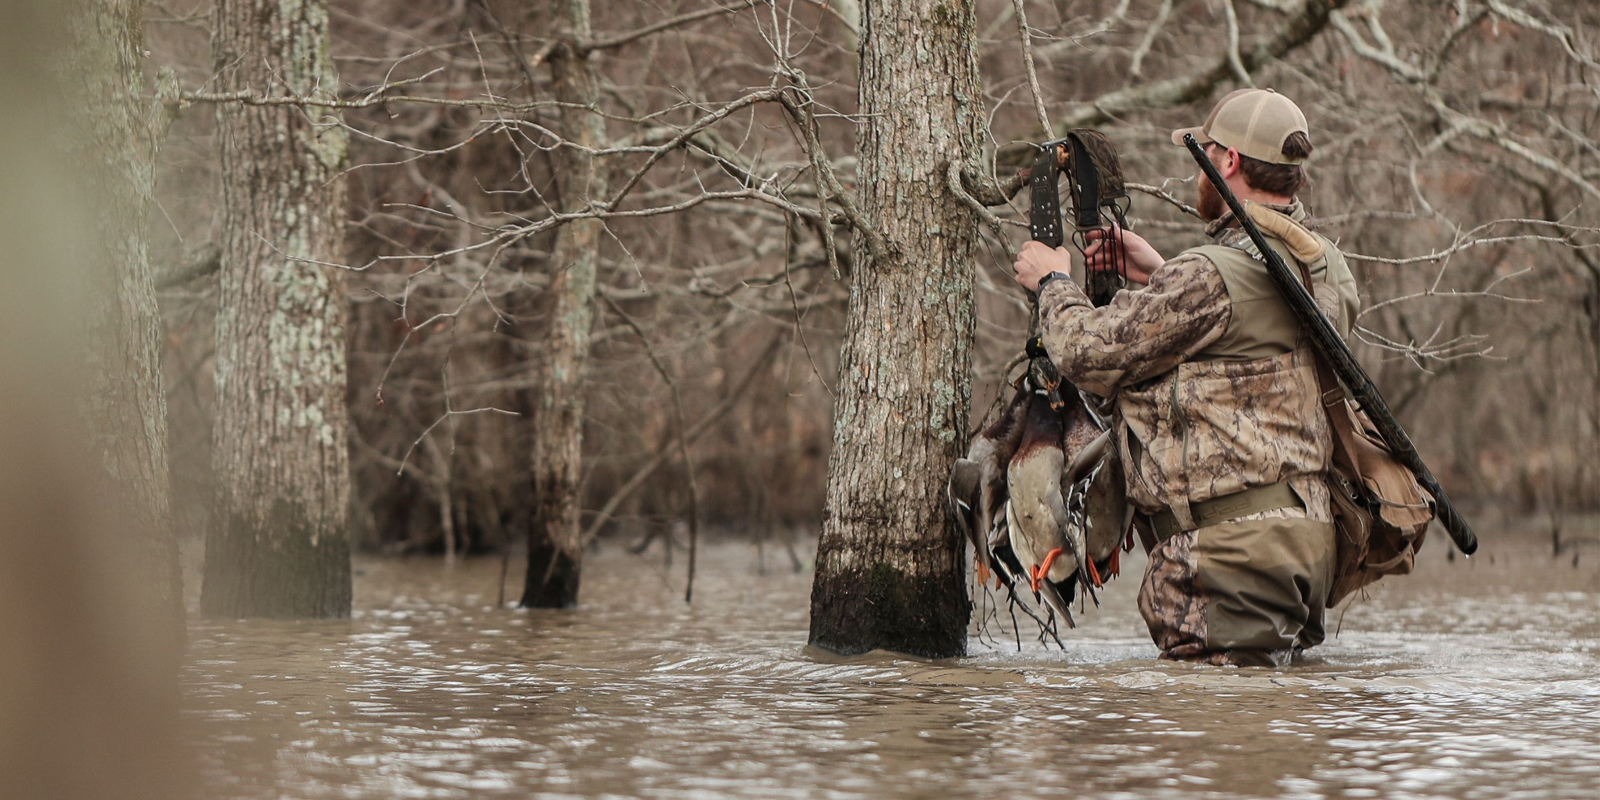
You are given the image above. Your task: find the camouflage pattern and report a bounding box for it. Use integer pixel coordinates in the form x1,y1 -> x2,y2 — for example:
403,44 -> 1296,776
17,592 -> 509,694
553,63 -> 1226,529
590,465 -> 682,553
1038,201 -> 1353,528
1039,200 -> 1355,665
1137,507 -> 1334,666
1136,530 -> 1223,664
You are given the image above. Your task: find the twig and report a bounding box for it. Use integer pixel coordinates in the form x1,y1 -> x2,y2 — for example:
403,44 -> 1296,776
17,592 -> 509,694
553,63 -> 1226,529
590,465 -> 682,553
1127,0 -> 1174,80
581,335 -> 785,545
601,295 -> 703,603
1011,0 -> 1052,134
1222,0 -> 1255,87
783,212 -> 836,397
1054,0 -> 1353,133
1126,181 -> 1201,219
398,404 -> 519,475
580,2 -> 757,54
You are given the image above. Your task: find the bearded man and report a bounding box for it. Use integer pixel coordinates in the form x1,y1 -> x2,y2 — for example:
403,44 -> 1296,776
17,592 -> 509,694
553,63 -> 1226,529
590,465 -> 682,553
1011,89 -> 1360,667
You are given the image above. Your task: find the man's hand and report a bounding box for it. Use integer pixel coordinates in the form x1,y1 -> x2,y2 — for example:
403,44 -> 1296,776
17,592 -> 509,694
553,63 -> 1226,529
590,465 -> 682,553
1084,225 -> 1164,286
1012,240 -> 1073,292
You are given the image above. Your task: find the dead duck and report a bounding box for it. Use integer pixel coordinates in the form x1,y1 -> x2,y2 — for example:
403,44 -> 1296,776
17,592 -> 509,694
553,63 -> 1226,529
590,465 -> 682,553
951,357 -> 1134,631
948,377 -> 1031,585
1005,363 -> 1133,624
1003,363 -> 1081,624
1061,426 -> 1134,597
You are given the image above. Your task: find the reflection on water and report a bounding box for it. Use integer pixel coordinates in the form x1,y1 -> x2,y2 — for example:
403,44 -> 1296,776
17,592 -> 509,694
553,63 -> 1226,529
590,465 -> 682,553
185,534 -> 1600,799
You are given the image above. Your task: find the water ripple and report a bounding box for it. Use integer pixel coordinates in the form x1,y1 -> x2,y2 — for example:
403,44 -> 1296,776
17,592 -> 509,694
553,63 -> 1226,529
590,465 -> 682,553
185,543 -> 1600,799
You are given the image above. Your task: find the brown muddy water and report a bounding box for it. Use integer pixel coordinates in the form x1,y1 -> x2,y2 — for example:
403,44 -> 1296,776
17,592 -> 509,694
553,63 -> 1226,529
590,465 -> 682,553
186,525 -> 1600,800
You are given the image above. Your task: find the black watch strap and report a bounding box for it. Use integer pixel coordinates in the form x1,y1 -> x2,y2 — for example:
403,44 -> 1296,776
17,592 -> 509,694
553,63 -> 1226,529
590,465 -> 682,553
1036,271 -> 1072,292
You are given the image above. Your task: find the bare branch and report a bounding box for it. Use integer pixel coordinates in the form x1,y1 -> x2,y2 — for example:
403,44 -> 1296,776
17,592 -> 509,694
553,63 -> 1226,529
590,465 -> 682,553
1010,0 -> 1052,134
580,2 -> 757,54
1056,0 -> 1352,133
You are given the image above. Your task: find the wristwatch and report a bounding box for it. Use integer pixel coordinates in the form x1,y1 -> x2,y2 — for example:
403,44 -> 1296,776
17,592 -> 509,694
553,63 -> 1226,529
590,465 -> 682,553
1036,271 -> 1072,292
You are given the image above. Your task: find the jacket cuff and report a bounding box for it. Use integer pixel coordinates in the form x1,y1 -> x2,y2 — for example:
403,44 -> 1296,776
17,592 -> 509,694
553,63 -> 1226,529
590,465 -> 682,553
1037,274 -> 1080,306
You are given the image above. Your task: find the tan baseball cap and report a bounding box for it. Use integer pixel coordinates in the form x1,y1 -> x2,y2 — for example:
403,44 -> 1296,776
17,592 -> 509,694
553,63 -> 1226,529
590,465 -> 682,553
1170,88 -> 1309,165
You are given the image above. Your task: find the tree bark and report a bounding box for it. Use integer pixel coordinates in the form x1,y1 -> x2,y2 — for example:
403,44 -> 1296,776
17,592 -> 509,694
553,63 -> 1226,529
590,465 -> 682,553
63,0 -> 182,634
200,0 -> 352,618
807,0 -> 981,657
523,0 -> 607,609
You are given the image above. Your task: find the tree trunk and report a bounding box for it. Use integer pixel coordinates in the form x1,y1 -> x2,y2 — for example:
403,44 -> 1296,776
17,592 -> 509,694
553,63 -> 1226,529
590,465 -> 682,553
64,0 -> 182,634
200,0 -> 352,618
522,1 -> 606,609
807,0 -> 981,657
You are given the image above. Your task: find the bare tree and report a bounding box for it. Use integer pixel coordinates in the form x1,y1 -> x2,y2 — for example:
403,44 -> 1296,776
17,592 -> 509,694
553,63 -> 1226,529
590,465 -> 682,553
523,0 -> 609,609
807,0 -> 984,658
64,0 -> 181,632
200,0 -> 352,618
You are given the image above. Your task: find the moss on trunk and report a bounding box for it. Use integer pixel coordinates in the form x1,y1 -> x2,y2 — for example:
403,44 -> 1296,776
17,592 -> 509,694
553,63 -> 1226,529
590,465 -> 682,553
809,564 -> 970,658
201,502 -> 351,619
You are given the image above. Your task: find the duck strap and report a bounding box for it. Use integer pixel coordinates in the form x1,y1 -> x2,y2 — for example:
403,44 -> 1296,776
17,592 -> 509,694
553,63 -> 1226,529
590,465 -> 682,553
1025,130 -> 1134,355
1028,144 -> 1066,250
1028,131 -> 1132,307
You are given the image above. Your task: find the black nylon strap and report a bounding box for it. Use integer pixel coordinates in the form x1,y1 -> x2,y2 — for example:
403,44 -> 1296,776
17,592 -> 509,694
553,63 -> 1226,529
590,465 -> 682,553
1029,145 -> 1063,248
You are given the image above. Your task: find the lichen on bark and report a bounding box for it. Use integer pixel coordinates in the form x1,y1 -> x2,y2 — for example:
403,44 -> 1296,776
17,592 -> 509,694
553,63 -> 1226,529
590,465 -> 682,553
201,0 -> 351,618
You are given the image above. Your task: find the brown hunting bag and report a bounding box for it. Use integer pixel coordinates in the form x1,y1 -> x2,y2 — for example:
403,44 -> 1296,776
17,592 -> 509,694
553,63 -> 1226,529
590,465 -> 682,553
1323,397 -> 1435,606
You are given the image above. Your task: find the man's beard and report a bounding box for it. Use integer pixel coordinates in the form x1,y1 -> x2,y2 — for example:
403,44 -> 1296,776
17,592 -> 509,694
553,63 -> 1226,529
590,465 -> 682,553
1196,173 -> 1225,222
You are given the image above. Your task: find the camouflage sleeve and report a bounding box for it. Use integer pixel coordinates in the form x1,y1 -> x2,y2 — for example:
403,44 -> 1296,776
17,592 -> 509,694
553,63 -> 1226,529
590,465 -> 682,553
1036,253 -> 1231,396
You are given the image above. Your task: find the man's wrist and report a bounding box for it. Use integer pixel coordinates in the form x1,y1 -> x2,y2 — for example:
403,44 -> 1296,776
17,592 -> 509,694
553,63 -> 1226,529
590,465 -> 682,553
1036,271 -> 1072,292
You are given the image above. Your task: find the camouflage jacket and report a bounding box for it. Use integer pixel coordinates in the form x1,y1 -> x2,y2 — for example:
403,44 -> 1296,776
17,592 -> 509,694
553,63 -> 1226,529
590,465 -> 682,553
1037,201 -> 1359,528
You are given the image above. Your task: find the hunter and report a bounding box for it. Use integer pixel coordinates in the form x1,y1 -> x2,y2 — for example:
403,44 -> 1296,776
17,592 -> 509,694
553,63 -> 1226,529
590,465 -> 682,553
1011,89 -> 1360,667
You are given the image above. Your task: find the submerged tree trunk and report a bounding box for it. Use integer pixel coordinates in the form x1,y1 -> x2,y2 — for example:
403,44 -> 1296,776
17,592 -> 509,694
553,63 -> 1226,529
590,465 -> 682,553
64,0 -> 182,634
522,0 -> 607,609
807,0 -> 981,657
200,0 -> 352,618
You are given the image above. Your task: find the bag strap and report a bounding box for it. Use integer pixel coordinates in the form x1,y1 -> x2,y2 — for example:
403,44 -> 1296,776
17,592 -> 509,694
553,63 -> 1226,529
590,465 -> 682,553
1292,259 -> 1367,486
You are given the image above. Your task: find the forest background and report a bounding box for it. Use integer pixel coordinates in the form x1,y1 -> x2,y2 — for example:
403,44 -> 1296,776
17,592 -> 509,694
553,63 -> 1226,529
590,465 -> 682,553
95,0 -> 1600,606
3,2 -> 1600,794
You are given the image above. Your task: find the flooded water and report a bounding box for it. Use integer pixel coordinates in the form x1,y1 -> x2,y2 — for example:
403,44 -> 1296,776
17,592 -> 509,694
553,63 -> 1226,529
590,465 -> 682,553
185,526 -> 1600,799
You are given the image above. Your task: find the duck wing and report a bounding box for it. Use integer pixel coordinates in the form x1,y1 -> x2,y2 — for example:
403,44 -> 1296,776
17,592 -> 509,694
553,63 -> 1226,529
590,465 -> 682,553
950,382 -> 1032,575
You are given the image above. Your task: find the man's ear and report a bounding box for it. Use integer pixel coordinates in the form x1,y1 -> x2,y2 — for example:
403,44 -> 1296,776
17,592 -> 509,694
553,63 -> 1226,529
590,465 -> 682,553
1220,147 -> 1242,179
